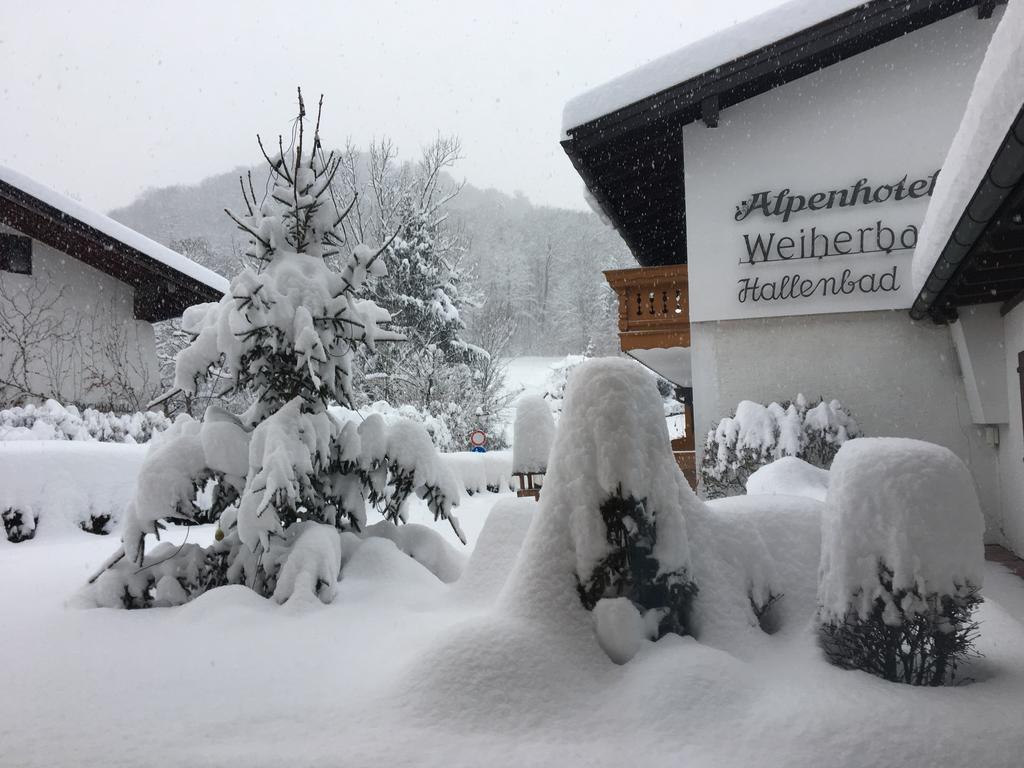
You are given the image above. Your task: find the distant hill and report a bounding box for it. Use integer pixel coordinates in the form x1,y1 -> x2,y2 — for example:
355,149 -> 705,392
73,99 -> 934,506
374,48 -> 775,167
109,159 -> 633,355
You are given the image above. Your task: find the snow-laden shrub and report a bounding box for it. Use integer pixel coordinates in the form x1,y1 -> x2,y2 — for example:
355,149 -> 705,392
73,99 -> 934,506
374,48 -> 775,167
85,92 -> 464,608
0,442 -> 148,540
442,450 -> 513,495
551,358 -> 699,662
817,438 -> 984,686
0,400 -> 170,443
330,401 -> 454,452
701,395 -> 859,499
511,394 -> 555,474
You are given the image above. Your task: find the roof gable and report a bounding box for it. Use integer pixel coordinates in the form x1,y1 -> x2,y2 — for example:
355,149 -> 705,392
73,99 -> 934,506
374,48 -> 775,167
561,0 -> 995,268
0,166 -> 227,321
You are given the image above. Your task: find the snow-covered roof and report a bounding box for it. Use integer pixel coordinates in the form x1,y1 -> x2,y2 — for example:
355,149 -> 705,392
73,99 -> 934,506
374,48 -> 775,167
0,165 -> 229,295
911,1 -> 1024,299
562,0 -> 868,134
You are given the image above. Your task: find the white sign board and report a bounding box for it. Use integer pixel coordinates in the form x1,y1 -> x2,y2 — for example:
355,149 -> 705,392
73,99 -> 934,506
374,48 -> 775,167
683,11 -> 993,322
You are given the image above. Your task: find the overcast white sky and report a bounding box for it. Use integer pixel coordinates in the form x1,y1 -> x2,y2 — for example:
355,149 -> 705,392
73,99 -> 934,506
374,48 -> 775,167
1,1 -> 785,213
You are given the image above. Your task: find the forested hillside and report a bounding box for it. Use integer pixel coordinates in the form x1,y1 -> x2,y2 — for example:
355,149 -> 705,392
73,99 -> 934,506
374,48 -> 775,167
109,156 -> 633,356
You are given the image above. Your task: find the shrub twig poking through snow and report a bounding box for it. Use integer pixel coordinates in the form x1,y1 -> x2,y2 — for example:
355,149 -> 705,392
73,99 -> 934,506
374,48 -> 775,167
816,438 -> 985,686
550,358 -> 698,660
85,90 -> 464,608
701,395 -> 859,499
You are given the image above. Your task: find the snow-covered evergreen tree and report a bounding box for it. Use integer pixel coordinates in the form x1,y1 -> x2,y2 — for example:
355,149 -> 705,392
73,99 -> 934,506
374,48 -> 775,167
358,197 -> 506,449
86,91 -> 464,608
556,359 -> 699,653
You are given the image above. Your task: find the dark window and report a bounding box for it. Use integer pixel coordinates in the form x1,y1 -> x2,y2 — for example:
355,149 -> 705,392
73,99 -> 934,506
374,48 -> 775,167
0,234 -> 32,275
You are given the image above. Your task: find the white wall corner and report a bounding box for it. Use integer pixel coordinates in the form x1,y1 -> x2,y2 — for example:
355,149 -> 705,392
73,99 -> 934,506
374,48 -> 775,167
950,304 -> 1009,424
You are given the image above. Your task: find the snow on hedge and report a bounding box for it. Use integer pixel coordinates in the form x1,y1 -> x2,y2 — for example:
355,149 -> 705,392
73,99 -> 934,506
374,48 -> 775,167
0,400 -> 170,443
818,438 -> 985,624
443,450 -> 513,494
0,441 -> 148,539
511,394 -> 555,474
745,456 -> 830,502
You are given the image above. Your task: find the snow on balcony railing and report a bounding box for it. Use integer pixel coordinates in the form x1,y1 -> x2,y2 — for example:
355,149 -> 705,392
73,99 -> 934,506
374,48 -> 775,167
603,264 -> 690,352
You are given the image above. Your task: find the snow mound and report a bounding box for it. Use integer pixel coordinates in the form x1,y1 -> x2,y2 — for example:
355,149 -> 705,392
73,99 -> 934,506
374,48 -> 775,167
0,441 -> 147,539
453,498 -> 535,603
912,1 -> 1023,295
363,521 -> 466,584
691,495 -> 824,646
341,536 -> 443,589
819,437 -> 985,623
746,457 -> 830,502
511,394 -> 556,473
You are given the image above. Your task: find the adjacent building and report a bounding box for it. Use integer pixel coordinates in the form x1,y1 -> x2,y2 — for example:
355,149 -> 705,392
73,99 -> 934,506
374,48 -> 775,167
561,1 -> 1021,549
0,166 -> 227,410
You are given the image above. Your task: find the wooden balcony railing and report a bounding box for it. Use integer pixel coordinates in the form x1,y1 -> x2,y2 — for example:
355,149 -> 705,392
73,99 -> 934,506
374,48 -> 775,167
603,264 -> 690,352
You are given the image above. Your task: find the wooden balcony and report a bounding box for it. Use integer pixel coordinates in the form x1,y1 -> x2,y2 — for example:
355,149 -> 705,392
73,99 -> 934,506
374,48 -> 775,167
604,264 -> 690,352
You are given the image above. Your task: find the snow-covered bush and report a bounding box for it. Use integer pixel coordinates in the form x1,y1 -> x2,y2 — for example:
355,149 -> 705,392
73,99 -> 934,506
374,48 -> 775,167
85,91 -> 464,608
442,450 -> 513,495
331,401 -> 455,451
0,400 -> 170,443
0,442 -> 148,541
817,438 -> 984,686
552,358 -> 699,661
701,395 -> 859,499
511,394 -> 555,474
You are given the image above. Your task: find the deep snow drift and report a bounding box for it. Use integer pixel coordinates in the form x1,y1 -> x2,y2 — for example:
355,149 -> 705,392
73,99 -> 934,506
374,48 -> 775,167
3,455 -> 1024,765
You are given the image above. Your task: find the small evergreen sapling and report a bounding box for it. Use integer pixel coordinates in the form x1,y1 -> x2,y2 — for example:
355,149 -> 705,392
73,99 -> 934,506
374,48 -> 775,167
87,90 -> 464,608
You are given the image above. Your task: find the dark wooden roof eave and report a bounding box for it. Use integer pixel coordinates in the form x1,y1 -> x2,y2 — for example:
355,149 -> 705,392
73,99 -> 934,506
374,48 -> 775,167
561,0 -> 993,269
0,180 -> 223,322
910,102 -> 1024,323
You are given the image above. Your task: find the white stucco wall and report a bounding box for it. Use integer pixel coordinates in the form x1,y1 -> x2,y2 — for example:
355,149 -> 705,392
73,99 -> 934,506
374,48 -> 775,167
0,222 -> 159,409
998,302 -> 1024,554
691,309 -> 1004,540
683,9 -> 999,323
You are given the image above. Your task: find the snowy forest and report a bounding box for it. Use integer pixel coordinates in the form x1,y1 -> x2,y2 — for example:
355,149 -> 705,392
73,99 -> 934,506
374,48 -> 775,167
110,145 -> 632,359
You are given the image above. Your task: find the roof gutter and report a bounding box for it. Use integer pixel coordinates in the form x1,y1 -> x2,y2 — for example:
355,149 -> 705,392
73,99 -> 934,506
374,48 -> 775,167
910,102 -> 1024,322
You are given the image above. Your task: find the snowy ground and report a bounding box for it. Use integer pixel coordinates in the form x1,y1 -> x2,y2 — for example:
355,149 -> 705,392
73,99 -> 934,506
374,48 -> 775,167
3,491 -> 1024,767
4,356 -> 1024,766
